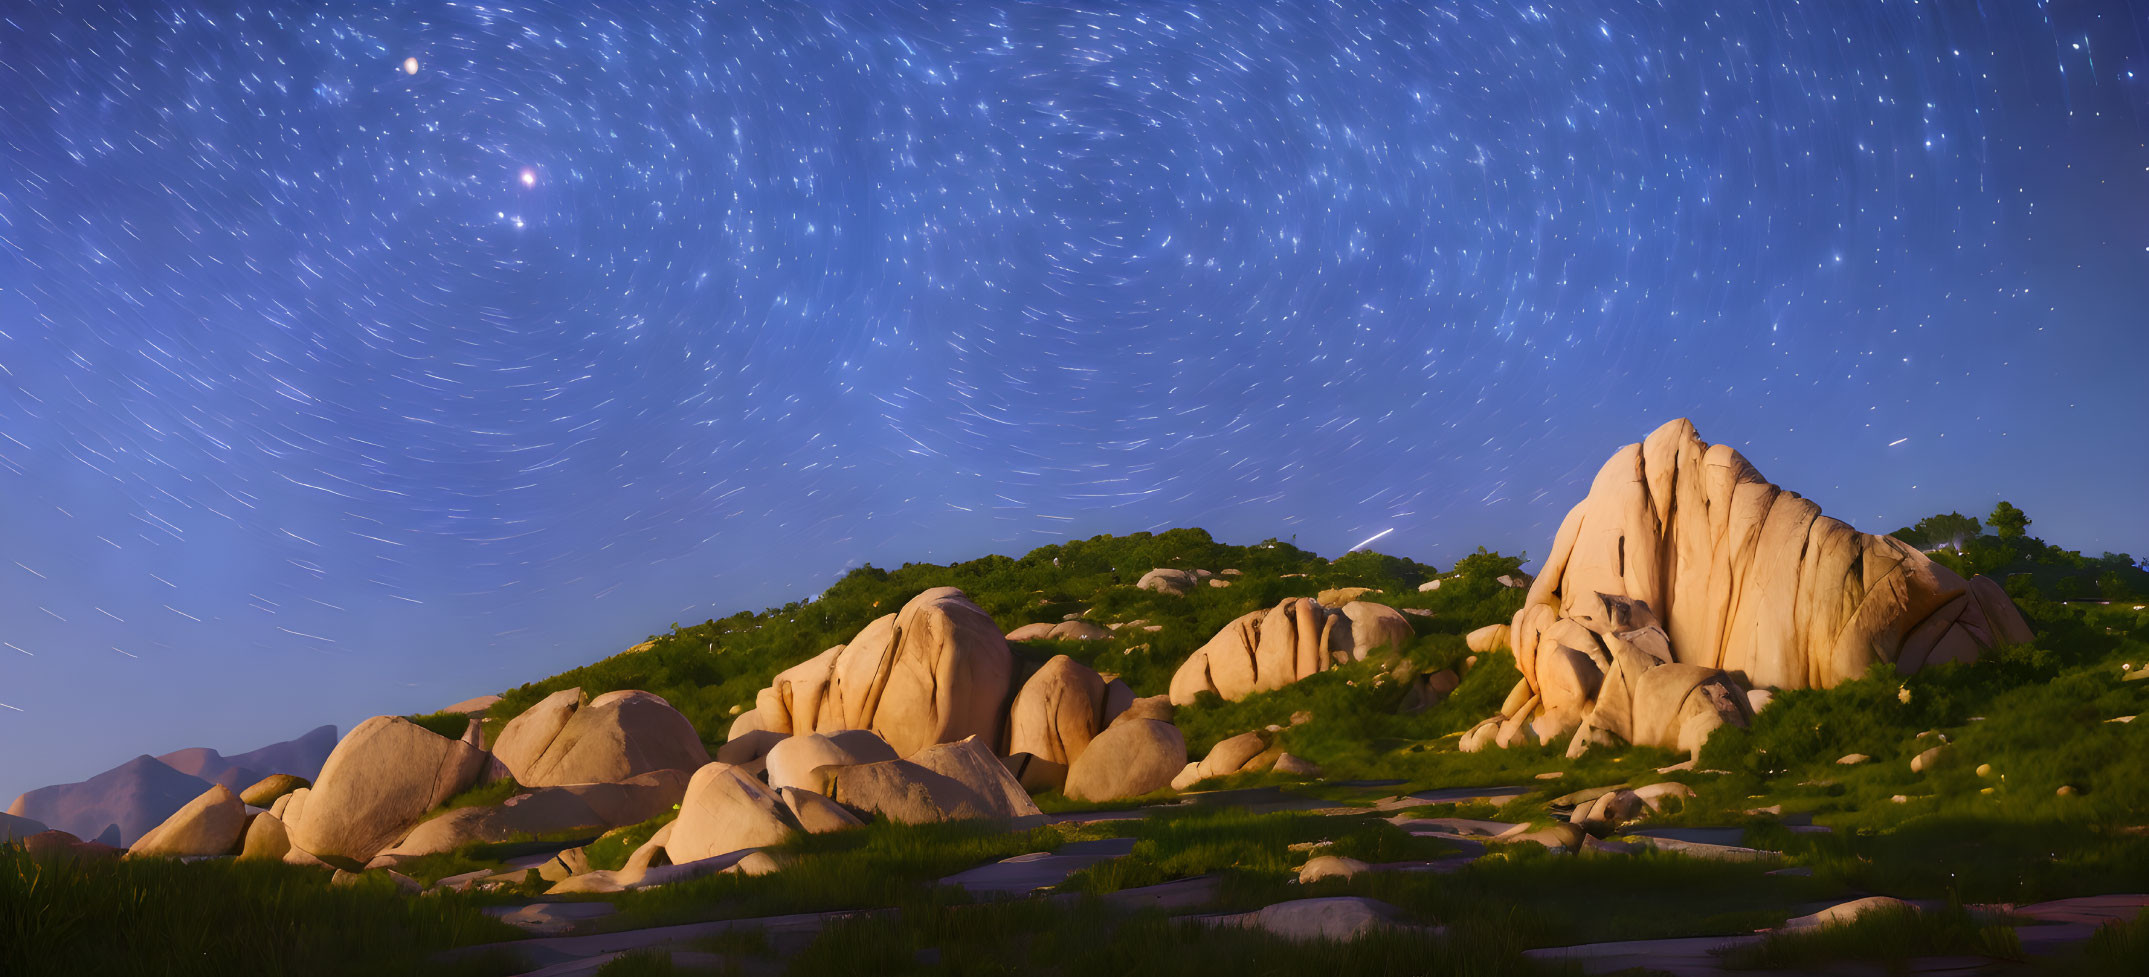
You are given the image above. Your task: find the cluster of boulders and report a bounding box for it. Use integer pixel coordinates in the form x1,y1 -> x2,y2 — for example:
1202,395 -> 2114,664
1135,568 -> 1239,594
76,581 -> 1389,893
1461,419 -> 2033,760
1167,594 -> 1415,705
1169,728 -> 1322,790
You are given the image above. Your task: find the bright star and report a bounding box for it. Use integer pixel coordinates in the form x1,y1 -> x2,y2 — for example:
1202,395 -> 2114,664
520,168 -> 537,187
402,57 -> 419,75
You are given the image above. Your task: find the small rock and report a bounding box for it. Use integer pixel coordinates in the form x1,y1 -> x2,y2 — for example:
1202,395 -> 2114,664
1975,763 -> 1994,778
1289,710 -> 1313,726
1240,897 -> 1417,943
1890,794 -> 1910,804
1534,772 -> 1564,781
1297,855 -> 1370,883
1910,744 -> 1949,773
1272,753 -> 1322,777
2057,785 -> 2078,797
1836,754 -> 1871,766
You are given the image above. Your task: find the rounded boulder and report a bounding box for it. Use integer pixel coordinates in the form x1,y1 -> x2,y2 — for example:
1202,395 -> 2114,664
1062,719 -> 1186,802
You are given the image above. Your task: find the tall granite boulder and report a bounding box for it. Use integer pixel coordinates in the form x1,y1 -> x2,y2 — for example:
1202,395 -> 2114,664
1478,419 -> 2033,757
283,717 -> 487,870
492,689 -> 709,788
732,587 -> 1013,757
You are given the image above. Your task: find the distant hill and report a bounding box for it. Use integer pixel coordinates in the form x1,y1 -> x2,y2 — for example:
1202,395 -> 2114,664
6,725 -> 337,845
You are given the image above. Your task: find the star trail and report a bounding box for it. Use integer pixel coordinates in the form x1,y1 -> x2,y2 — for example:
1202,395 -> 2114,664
1,1 -> 2145,797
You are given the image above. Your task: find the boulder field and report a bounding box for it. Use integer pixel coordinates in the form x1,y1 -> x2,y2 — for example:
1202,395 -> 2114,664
80,419 -> 2043,900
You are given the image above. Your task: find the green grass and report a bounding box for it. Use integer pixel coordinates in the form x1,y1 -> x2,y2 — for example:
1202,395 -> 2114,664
1714,900 -> 2024,971
585,819 -> 1101,932
1059,807 -> 1449,900
405,710 -> 473,740
583,811 -> 679,871
433,775 -> 524,813
588,948 -> 731,976
2057,910 -> 2149,976
393,833 -> 600,887
0,843 -> 525,977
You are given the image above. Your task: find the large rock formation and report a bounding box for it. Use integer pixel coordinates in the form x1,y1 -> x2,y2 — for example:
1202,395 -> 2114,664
1168,598 -> 1351,705
733,587 -> 1014,757
814,737 -> 1044,825
491,689 -> 709,788
1483,419 -> 2032,757
283,717 -> 487,870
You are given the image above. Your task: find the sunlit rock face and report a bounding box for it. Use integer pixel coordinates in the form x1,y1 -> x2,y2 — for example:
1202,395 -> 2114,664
737,587 -> 1013,758
1496,419 -> 2032,756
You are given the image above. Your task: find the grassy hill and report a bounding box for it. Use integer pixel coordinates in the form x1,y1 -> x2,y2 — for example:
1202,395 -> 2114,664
484,527 -> 1529,760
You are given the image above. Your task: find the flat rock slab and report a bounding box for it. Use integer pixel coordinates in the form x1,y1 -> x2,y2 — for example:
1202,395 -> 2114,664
1044,809 -> 1148,826
1626,827 -> 1752,848
2010,893 -> 2149,925
1076,875 -> 1223,913
445,909 -> 877,972
1525,934 -> 1760,976
1400,785 -> 1531,806
1388,816 -> 1520,838
1165,786 -> 1335,813
512,949 -> 735,977
938,837 -> 1138,895
485,902 -> 619,937
1627,835 -> 1781,862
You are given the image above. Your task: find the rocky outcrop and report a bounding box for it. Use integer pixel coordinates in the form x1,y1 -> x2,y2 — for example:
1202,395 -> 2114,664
1168,598 -> 1349,705
1170,730 -> 1272,790
127,784 -> 245,858
1006,656 -> 1130,768
491,689 -> 708,788
284,717 -> 487,870
734,588 -> 1013,758
1008,621 -> 1108,641
1063,718 -> 1186,801
1339,601 -> 1414,660
816,737 -> 1044,825
1136,569 -> 1199,596
1479,419 -> 2033,758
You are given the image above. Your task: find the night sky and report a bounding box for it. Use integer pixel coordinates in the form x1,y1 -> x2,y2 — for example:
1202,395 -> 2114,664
2,1 -> 2145,801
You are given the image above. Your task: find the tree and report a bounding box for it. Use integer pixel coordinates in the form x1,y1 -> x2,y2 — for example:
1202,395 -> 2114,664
1894,511 -> 1982,551
1988,501 -> 2030,540
1453,546 -> 1527,581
